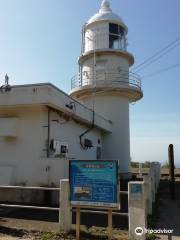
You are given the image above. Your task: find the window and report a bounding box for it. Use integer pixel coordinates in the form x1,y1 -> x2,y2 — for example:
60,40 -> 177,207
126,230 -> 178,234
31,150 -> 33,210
109,23 -> 126,50
109,23 -> 119,34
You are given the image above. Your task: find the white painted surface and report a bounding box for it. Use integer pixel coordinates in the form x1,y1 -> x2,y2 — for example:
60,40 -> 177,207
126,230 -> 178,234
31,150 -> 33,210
81,95 -> 130,174
87,0 -> 127,31
59,179 -> 72,232
0,118 -> 19,137
0,105 -> 102,187
0,166 -> 13,185
128,181 -> 146,240
70,1 -> 143,176
0,84 -> 112,133
81,54 -> 129,87
85,22 -> 109,52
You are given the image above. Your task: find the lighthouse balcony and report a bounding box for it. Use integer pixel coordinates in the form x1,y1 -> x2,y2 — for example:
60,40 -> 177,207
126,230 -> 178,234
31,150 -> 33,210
70,70 -> 143,101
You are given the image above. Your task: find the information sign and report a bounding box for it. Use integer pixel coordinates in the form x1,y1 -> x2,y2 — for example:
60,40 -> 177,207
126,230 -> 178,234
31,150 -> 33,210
70,160 -> 119,209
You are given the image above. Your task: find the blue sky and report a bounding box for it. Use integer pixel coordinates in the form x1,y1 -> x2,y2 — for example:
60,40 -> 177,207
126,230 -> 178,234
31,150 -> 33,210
0,0 -> 179,166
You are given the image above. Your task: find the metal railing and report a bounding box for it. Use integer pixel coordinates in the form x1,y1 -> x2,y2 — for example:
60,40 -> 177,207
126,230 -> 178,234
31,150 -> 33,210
0,186 -> 128,214
71,71 -> 141,90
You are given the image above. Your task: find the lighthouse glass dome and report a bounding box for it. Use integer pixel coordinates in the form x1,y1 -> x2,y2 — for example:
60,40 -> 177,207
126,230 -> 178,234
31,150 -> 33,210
81,0 -> 128,53
82,22 -> 127,53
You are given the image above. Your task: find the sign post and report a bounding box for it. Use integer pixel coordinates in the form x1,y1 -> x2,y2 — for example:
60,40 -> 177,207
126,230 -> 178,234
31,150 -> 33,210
76,207 -> 80,240
69,160 -> 119,240
108,209 -> 113,240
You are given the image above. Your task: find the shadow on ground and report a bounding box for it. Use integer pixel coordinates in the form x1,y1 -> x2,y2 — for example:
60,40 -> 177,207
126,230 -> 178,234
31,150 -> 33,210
0,208 -> 59,222
157,180 -> 180,237
0,225 -> 28,237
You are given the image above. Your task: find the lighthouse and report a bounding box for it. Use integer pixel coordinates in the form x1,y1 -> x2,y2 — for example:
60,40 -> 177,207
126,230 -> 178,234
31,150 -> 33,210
70,0 -> 143,178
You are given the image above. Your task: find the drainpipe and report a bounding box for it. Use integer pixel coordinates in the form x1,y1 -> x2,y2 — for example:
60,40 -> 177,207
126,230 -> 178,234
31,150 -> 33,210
79,110 -> 95,149
47,107 -> 51,158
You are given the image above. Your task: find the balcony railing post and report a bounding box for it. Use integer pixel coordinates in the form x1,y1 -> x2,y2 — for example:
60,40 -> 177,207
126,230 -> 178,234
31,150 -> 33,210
80,73 -> 82,87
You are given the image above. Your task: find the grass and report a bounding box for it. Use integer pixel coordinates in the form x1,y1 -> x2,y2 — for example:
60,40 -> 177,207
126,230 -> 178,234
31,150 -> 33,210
146,233 -> 157,240
42,232 -> 56,240
36,227 -> 129,240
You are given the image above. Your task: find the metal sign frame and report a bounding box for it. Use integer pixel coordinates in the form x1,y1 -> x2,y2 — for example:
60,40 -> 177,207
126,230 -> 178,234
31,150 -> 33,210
69,160 -> 120,209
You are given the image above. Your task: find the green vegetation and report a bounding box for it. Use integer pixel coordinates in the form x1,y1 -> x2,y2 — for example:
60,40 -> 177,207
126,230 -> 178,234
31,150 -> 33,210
39,228 -> 128,240
146,233 -> 157,240
42,232 -> 56,240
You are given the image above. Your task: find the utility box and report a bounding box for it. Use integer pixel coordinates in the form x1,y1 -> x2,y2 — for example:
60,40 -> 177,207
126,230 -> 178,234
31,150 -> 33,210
51,140 -> 68,157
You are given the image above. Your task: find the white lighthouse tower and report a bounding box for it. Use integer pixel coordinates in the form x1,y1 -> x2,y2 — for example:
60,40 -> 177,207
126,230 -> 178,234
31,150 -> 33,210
70,0 -> 143,178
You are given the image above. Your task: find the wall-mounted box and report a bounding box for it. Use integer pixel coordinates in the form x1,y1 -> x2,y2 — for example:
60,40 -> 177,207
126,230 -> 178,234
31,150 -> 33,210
0,118 -> 19,137
50,139 -> 68,157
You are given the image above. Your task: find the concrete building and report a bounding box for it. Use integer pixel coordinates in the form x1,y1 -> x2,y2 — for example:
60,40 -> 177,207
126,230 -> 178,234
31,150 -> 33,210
0,0 -> 143,200
0,83 -> 111,187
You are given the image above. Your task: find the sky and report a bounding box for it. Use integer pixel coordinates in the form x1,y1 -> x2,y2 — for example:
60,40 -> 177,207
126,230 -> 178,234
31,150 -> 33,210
0,0 -> 179,166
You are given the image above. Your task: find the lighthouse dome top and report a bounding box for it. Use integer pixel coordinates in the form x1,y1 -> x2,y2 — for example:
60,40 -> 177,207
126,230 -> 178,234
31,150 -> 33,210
87,0 -> 128,31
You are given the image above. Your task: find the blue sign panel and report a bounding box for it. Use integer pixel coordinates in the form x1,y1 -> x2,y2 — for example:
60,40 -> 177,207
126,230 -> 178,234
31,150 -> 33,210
131,184 -> 142,195
131,184 -> 142,199
70,160 -> 119,208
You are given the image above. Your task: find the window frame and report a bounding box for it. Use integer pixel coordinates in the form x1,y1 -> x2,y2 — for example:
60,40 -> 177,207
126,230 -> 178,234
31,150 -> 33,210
109,23 -> 126,50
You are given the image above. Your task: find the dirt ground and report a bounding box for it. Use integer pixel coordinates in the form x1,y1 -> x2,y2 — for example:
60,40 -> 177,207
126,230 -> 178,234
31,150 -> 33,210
0,237 -> 32,240
0,208 -> 60,239
0,209 -> 128,240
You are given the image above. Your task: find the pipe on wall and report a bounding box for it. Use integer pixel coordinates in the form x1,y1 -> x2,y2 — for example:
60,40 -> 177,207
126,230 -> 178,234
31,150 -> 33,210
47,107 -> 51,158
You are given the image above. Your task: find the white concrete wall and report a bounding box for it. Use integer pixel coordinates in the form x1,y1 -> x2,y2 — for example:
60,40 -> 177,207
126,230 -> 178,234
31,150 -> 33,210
0,105 -> 102,187
0,84 -> 112,133
81,54 -> 129,88
0,106 -> 42,186
45,109 -> 101,161
84,22 -> 109,52
78,41 -> 132,176
0,118 -> 19,137
81,95 -> 130,175
129,181 -> 147,240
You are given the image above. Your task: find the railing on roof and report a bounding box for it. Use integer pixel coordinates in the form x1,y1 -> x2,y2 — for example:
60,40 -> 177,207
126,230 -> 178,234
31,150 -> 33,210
71,70 -> 142,91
